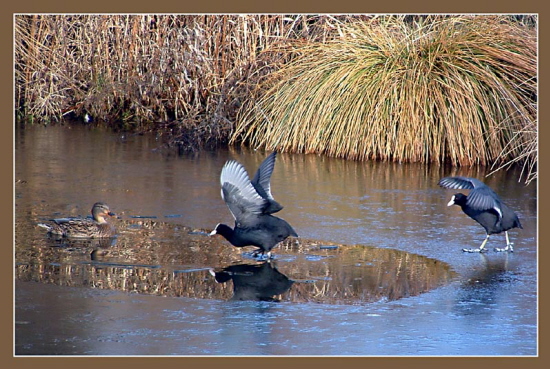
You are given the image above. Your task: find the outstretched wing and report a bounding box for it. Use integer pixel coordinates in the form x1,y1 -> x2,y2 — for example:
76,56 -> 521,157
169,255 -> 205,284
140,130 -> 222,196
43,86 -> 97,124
438,176 -> 484,190
252,152 -> 277,200
438,176 -> 503,217
220,160 -> 267,221
251,152 -> 284,213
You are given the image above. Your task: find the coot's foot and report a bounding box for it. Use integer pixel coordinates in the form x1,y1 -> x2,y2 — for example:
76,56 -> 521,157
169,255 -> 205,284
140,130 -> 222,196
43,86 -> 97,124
251,250 -> 273,260
494,244 -> 514,252
462,247 -> 489,253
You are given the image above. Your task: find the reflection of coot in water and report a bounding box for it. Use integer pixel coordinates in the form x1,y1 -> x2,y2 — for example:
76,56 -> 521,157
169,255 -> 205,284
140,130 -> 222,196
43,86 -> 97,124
210,262 -> 294,302
454,254 -> 516,318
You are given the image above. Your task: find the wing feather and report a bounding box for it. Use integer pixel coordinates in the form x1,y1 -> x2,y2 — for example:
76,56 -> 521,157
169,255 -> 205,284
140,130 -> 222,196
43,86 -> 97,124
439,176 -> 503,217
252,152 -> 277,200
220,160 -> 267,220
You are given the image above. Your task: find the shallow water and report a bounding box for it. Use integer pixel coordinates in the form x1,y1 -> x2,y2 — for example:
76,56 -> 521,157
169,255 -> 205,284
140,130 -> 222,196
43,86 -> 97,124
14,123 -> 537,355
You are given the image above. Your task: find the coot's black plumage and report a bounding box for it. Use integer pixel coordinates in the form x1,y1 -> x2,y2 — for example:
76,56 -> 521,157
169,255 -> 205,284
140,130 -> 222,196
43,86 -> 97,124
438,176 -> 522,253
210,152 -> 298,258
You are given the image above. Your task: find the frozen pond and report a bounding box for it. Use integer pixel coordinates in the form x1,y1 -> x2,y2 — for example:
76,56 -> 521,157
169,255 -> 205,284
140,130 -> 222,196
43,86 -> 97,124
14,124 -> 537,355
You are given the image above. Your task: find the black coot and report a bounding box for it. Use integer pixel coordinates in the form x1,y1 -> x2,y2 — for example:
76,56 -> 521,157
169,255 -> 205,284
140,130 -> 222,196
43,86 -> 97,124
210,152 -> 298,258
438,176 -> 522,253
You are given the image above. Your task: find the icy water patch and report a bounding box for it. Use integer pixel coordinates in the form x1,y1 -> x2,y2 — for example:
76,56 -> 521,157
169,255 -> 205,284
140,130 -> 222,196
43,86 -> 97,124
16,219 -> 457,304
15,124 -> 537,355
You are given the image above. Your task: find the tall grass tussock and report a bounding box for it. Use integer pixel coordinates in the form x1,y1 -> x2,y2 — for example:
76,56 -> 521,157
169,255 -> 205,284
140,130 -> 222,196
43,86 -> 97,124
15,15 -> 536,182
233,15 -> 537,181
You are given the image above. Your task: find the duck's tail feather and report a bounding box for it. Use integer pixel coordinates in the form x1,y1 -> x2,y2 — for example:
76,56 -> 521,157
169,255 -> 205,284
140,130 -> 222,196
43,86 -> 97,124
37,223 -> 52,231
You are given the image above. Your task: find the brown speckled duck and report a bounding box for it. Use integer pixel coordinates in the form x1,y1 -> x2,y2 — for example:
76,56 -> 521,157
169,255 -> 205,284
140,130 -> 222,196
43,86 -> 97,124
38,202 -> 116,238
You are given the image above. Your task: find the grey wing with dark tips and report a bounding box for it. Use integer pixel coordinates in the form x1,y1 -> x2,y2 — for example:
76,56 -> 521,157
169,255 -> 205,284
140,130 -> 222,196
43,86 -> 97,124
252,152 -> 277,200
220,160 -> 267,221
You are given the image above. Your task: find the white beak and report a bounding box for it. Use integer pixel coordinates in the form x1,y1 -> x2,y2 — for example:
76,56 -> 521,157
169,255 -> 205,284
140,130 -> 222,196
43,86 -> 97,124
447,195 -> 455,207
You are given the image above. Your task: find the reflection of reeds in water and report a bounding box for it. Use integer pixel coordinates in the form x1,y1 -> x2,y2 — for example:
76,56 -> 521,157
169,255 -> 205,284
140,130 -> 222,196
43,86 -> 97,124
16,220 -> 457,305
16,262 -> 235,300
279,244 -> 457,304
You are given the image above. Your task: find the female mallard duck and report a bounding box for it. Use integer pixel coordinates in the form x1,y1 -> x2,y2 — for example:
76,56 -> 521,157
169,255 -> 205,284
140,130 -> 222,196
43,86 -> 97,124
38,202 -> 116,238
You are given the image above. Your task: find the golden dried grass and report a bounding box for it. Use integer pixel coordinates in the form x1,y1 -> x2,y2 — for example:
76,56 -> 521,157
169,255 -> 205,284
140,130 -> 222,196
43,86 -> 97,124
15,15 -> 364,141
233,15 -> 537,173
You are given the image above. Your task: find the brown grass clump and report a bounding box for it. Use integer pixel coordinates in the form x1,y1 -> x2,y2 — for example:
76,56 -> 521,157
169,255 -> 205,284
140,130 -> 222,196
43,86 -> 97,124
489,117 -> 537,184
233,15 -> 537,171
14,14 -> 367,149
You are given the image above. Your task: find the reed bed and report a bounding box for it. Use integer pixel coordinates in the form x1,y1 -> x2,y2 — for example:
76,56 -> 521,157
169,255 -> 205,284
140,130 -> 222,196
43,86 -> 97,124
14,14 -> 365,147
15,15 -> 537,181
233,15 -> 537,180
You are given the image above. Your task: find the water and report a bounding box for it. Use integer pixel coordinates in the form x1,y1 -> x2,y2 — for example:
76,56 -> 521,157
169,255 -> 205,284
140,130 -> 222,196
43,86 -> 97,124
14,123 -> 537,356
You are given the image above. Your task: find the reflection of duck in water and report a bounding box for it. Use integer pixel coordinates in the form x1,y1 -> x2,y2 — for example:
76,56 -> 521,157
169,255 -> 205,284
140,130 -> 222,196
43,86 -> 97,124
89,237 -> 118,260
210,262 -> 294,302
38,202 -> 116,239
210,152 -> 298,259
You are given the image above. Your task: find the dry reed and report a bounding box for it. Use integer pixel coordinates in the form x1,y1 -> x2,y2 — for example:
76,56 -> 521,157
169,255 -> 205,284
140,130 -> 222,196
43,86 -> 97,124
14,14 -> 366,146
